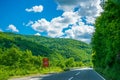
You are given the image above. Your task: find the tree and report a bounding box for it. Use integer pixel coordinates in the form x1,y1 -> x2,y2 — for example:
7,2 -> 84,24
0,47 -> 22,66
92,0 -> 120,79
65,58 -> 76,68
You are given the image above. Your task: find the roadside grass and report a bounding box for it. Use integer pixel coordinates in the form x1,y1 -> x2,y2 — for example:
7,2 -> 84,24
0,63 -> 92,80
7,67 -> 62,80
0,71 -> 9,80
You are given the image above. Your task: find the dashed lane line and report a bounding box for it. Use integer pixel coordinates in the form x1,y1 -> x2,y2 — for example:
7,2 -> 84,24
75,72 -> 80,75
68,77 -> 74,80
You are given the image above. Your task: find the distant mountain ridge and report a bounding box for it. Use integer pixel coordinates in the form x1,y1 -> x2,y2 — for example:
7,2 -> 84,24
0,32 -> 91,61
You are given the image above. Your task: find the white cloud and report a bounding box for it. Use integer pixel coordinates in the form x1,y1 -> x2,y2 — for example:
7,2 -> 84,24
25,21 -> 34,26
30,11 -> 80,38
25,5 -> 43,13
26,0 -> 103,43
56,0 -> 103,17
78,0 -> 103,17
7,24 -> 19,32
65,22 -> 95,43
56,0 -> 80,11
86,16 -> 96,24
27,10 -> 95,43
31,18 -> 50,32
34,33 -> 41,36
51,0 -> 103,43
47,11 -> 80,37
28,11 -> 95,43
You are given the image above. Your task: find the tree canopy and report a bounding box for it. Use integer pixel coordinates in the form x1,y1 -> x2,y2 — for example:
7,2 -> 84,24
92,0 -> 120,80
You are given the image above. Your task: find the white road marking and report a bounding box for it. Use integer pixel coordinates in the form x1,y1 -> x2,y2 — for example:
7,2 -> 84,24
68,77 -> 74,80
94,71 -> 106,80
75,72 -> 80,75
29,78 -> 40,80
73,68 -> 93,71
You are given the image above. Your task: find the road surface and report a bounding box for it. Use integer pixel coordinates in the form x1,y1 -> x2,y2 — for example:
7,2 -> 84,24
29,68 -> 105,80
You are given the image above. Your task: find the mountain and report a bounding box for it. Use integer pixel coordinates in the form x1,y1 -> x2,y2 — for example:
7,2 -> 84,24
0,32 -> 53,57
0,32 -> 92,61
0,32 -> 92,79
0,32 -> 91,61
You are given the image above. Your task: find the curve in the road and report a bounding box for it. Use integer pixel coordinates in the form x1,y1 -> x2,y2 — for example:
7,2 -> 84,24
33,68 -> 106,80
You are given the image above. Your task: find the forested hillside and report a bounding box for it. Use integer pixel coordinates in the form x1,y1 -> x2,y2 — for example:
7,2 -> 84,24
92,0 -> 120,80
0,32 -> 92,79
3,32 -> 91,60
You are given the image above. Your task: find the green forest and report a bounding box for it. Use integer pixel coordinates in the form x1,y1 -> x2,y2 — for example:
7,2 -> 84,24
0,32 -> 92,79
92,0 -> 120,80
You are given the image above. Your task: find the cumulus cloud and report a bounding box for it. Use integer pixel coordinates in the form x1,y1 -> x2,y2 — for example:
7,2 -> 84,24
30,11 -> 80,38
31,18 -> 50,32
65,22 -> 95,43
25,5 -> 43,13
7,24 -> 19,32
55,0 -> 80,11
56,0 -> 103,17
34,33 -> 41,36
27,11 -> 95,43
26,0 -> 104,43
85,16 -> 96,24
53,0 -> 103,43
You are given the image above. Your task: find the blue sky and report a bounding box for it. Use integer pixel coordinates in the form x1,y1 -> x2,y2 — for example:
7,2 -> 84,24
0,0 -> 103,43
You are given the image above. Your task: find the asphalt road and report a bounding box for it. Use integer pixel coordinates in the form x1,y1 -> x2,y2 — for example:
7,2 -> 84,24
30,68 -> 105,80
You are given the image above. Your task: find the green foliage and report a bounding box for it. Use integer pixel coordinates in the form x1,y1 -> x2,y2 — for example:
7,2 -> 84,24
0,47 -> 22,66
0,66 -> 9,80
111,0 -> 120,6
0,32 -> 92,64
0,72 -> 9,80
50,53 -> 66,68
92,0 -> 120,80
65,58 -> 76,68
0,32 -> 92,79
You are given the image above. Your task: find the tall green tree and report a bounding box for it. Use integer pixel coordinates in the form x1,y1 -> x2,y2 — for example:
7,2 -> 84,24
92,0 -> 120,79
